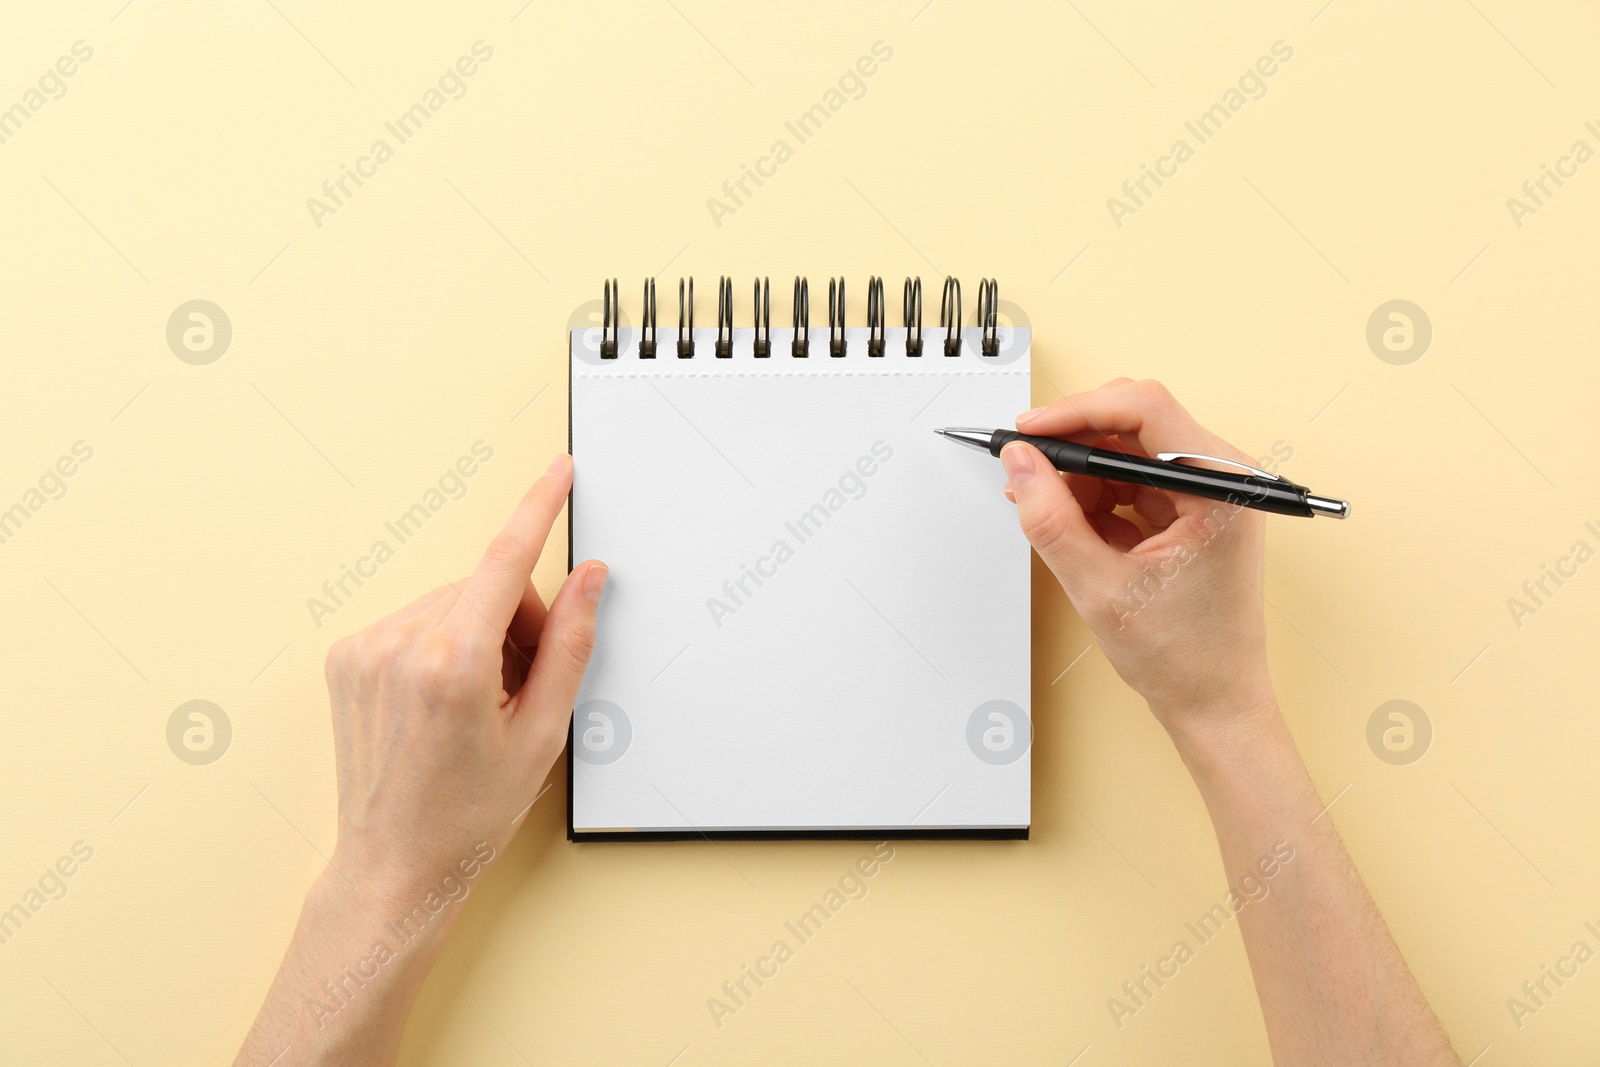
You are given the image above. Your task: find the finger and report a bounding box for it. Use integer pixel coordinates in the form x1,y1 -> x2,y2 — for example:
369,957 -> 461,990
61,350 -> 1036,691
506,578 -> 549,651
1108,431 -> 1150,457
1087,510 -> 1146,551
1014,470 -> 1111,514
1070,437 -> 1143,510
999,443 -> 1121,594
1131,486 -> 1180,530
500,634 -> 531,697
451,454 -> 573,639
1016,379 -> 1213,452
497,578 -> 550,697
1014,381 -> 1238,514
1063,472 -> 1117,515
514,559 -> 608,748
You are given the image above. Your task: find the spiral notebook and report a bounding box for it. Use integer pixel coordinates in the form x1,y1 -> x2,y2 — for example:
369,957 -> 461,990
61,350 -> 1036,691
568,277 -> 1031,840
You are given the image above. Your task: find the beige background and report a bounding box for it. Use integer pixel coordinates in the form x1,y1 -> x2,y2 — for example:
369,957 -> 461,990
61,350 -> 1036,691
2,1 -> 1597,1063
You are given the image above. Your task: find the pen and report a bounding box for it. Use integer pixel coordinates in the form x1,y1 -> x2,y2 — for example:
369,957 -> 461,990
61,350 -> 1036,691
935,427 -> 1350,519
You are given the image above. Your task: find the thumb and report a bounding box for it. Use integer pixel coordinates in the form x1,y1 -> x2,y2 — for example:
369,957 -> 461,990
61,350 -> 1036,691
1000,442 -> 1118,596
516,559 -> 607,729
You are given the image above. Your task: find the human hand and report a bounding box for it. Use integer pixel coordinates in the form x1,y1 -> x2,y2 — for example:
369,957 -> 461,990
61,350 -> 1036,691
1002,380 -> 1273,739
233,455 -> 604,1066
1003,383 -> 1463,1067
322,454 -> 606,908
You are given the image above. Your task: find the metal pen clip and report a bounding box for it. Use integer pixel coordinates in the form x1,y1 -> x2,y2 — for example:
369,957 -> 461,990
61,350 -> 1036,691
1154,452 -> 1287,482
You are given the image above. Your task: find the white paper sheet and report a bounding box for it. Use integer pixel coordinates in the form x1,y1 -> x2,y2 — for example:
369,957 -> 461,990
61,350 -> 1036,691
570,325 -> 1031,834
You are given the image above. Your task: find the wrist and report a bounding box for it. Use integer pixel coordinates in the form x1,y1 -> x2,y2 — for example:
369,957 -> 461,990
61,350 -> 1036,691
305,862 -> 461,973
1159,693 -> 1328,856
239,862 -> 458,1063
320,835 -> 503,953
1154,685 -> 1289,781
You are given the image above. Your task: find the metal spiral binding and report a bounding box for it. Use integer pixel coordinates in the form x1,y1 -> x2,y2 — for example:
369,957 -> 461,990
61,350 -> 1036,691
639,277 -> 656,358
593,276 -> 997,361
753,277 -> 771,358
677,277 -> 694,359
977,278 -> 999,357
940,276 -> 962,357
792,276 -> 809,357
904,277 -> 923,357
866,277 -> 885,357
715,276 -> 734,358
828,277 -> 846,357
601,278 -> 619,359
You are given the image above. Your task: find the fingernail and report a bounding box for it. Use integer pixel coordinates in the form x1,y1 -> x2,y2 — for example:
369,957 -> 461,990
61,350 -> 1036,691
1000,443 -> 1035,488
582,562 -> 609,603
546,454 -> 570,476
1016,407 -> 1045,425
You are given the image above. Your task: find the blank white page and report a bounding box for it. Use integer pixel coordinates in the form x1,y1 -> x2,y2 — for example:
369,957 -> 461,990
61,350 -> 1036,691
570,325 -> 1030,836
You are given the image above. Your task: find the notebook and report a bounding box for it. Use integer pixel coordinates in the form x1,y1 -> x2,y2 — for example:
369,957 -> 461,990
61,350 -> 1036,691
568,276 -> 1031,839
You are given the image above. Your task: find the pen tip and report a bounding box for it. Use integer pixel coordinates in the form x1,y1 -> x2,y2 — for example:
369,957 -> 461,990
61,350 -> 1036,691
932,428 -> 947,436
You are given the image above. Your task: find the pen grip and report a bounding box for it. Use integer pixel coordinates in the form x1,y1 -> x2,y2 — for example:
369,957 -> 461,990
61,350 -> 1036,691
991,430 -> 1315,517
987,430 -> 1094,473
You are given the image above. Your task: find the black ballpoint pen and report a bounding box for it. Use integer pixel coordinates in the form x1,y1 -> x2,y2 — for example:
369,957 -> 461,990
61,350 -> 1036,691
935,427 -> 1350,519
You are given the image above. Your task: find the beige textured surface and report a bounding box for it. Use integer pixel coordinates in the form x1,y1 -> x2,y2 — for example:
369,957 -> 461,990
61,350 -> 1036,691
2,2 -> 1597,1063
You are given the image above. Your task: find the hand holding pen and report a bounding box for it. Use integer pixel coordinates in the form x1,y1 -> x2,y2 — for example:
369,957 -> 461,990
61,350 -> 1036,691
969,379 -> 1457,1066
970,378 -> 1288,723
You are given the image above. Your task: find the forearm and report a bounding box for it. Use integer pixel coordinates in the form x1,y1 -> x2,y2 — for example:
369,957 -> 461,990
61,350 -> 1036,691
1165,697 -> 1459,1067
234,867 -> 454,1067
